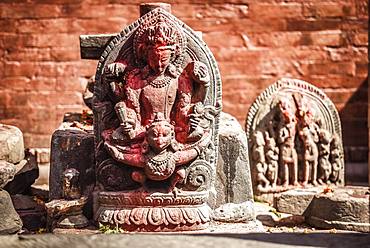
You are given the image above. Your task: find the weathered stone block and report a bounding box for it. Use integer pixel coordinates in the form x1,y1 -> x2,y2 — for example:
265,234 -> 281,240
0,124 -> 24,164
212,201 -> 255,223
274,187 -> 323,215
306,186 -> 370,233
0,190 -> 22,234
49,128 -> 95,218
210,112 -> 254,209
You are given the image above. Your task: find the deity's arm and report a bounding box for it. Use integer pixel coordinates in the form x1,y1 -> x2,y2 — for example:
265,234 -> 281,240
174,149 -> 199,166
182,61 -> 210,103
104,61 -> 129,101
104,141 -> 145,168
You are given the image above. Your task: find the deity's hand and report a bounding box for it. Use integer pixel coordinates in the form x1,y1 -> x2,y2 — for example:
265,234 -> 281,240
105,62 -> 127,80
188,61 -> 210,87
189,113 -> 201,131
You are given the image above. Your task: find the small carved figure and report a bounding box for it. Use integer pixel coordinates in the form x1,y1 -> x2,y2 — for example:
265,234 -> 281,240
252,131 -> 270,189
296,95 -> 320,143
330,134 -> 342,184
63,168 -> 81,200
264,133 -> 279,188
105,113 -> 208,192
277,97 -> 298,187
299,127 -> 319,186
317,129 -> 332,185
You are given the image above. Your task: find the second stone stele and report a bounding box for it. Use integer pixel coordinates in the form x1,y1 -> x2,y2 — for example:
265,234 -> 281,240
245,78 -> 344,202
90,3 -> 221,232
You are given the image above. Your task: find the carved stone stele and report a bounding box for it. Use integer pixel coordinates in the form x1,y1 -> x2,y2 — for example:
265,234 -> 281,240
92,5 -> 221,231
245,78 -> 344,197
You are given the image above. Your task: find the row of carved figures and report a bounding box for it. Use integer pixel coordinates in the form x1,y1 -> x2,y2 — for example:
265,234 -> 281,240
251,96 -> 343,193
252,127 -> 343,193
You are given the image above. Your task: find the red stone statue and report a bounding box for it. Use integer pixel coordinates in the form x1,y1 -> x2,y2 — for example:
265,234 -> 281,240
92,5 -> 221,231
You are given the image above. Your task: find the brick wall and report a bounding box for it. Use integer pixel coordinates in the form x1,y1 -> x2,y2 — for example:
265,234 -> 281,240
0,1 -> 368,163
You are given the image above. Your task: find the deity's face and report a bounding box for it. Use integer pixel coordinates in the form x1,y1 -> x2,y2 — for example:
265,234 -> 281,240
147,45 -> 174,75
147,123 -> 173,152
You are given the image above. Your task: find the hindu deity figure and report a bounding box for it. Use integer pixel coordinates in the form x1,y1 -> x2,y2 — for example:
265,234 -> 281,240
92,6 -> 221,232
97,10 -> 218,196
277,96 -> 298,187
103,16 -> 210,146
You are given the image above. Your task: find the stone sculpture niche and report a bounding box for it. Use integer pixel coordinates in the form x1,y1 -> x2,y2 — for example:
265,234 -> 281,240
245,78 -> 344,197
93,4 -> 221,231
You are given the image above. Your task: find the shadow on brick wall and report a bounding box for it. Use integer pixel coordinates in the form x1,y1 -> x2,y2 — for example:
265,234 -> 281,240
339,76 -> 368,184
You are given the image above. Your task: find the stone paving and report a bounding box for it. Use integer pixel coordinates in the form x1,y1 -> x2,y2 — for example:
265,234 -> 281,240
1,232 -> 369,248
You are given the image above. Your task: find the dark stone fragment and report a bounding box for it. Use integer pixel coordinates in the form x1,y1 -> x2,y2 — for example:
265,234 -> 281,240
49,129 -> 95,219
4,150 -> 39,195
11,194 -> 46,232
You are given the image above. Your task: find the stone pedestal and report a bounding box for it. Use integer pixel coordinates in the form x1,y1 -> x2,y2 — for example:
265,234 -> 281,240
96,191 -> 210,232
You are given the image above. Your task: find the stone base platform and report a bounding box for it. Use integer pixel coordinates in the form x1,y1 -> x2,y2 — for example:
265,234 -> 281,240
96,191 -> 211,232
273,186 -> 370,233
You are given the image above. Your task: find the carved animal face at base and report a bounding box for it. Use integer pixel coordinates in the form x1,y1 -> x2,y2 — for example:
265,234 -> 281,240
147,117 -> 174,152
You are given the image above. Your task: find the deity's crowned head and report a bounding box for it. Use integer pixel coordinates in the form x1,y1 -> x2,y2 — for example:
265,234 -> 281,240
134,13 -> 186,74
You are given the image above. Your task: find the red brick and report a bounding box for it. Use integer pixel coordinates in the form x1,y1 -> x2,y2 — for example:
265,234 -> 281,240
300,61 -> 356,76
203,32 -> 245,48
327,47 -> 368,62
61,4 -> 138,20
355,62 -> 368,77
0,4 -> 63,18
303,75 -> 367,89
355,0 -> 368,19
4,61 -> 57,77
187,4 -> 249,20
323,88 -> 366,104
50,48 -> 80,61
4,48 -> 51,62
287,19 -> 342,32
309,30 -> 343,47
249,32 -> 302,48
249,3 -> 303,19
352,32 -> 368,46
303,2 -> 356,18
